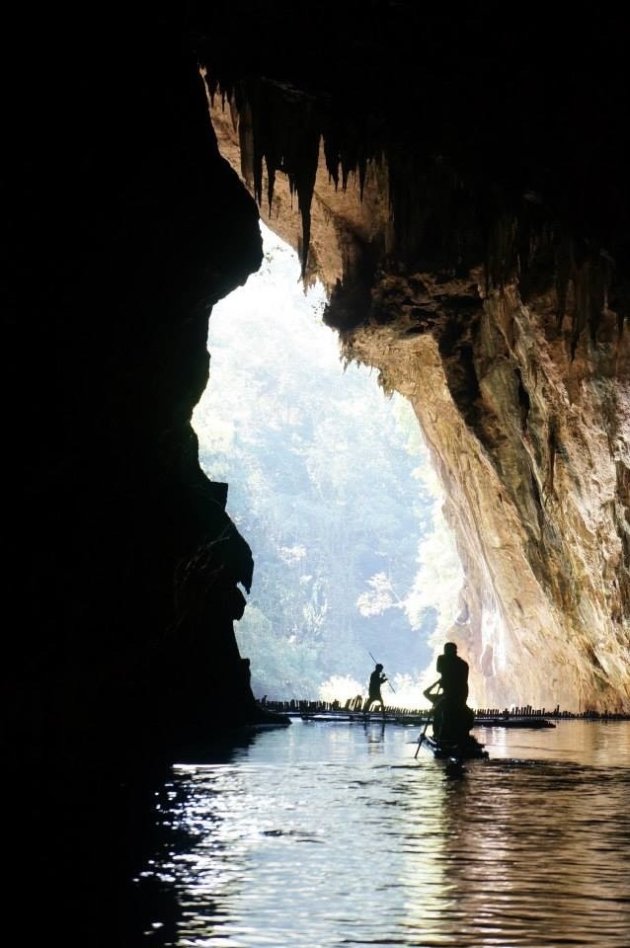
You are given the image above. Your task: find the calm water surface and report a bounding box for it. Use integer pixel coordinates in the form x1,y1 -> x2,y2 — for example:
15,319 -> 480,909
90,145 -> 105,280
141,720 -> 630,947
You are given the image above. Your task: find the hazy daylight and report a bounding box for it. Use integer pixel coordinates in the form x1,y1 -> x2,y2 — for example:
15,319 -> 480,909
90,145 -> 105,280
193,224 -> 463,705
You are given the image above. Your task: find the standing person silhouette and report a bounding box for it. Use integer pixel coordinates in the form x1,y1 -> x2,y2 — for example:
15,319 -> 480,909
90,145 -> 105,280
364,662 -> 388,712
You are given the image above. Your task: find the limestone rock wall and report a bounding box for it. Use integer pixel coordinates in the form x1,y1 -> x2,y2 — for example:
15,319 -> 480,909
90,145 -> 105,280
7,4 -> 629,940
207,83 -> 392,293
342,279 -> 629,712
207,75 -> 630,712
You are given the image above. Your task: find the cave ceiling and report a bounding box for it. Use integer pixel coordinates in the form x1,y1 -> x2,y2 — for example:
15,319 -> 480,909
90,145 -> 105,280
193,1 -> 630,710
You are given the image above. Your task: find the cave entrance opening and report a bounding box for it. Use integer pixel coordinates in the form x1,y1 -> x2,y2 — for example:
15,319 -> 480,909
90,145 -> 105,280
192,223 -> 462,708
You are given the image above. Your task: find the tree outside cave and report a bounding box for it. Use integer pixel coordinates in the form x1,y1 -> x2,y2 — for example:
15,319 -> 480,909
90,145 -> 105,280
193,224 -> 463,707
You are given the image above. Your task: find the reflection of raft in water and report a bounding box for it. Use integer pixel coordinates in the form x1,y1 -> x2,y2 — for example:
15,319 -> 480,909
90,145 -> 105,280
297,709 -> 556,728
420,733 -> 489,762
475,716 -> 556,729
299,709 -> 427,725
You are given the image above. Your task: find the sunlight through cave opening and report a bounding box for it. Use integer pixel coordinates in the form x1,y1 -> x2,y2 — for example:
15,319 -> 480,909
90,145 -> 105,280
192,223 -> 463,708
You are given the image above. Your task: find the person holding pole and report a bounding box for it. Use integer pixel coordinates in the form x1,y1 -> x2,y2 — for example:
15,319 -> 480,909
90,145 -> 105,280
364,662 -> 388,712
415,676 -> 441,755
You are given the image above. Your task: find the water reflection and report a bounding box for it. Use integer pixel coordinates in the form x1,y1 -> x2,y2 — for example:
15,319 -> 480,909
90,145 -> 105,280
141,722 -> 630,946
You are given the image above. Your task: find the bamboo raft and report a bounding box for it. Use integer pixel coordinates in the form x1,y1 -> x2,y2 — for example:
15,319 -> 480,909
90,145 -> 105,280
295,709 -> 556,728
260,699 -> 630,727
419,733 -> 490,762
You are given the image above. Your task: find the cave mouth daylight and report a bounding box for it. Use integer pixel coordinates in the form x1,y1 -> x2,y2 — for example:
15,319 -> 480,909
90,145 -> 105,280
192,223 -> 464,709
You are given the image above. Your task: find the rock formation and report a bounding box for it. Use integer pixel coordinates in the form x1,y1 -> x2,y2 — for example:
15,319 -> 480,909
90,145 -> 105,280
200,3 -> 630,712
6,2 -> 630,942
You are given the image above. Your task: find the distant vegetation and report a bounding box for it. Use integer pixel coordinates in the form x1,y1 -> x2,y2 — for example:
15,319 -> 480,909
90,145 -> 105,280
193,225 -> 462,702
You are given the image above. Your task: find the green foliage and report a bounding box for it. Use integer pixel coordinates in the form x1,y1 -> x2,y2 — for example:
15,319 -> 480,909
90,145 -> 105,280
193,226 -> 458,700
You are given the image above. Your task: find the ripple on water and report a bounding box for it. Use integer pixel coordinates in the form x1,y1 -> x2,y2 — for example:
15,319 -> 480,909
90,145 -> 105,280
140,720 -> 630,947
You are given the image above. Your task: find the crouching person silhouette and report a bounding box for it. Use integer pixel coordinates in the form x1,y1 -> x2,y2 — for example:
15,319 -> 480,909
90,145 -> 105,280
425,642 -> 474,744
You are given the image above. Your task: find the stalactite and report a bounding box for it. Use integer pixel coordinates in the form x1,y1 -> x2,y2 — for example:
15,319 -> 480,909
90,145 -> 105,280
555,238 -> 572,333
358,156 -> 367,200
515,368 -> 530,432
323,132 -> 340,189
201,32 -> 625,349
547,417 -> 558,496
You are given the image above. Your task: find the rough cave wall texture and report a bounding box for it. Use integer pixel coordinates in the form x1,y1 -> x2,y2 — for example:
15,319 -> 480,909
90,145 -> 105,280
5,2 -> 630,940
8,9 -> 271,766
198,0 -> 630,712
8,8 -> 268,941
8,1 -> 628,766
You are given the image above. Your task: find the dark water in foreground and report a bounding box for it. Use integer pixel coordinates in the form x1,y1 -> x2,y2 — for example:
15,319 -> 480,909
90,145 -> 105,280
140,720 -> 630,947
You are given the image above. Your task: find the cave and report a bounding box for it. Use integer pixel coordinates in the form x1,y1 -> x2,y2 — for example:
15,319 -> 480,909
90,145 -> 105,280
7,2 -> 629,943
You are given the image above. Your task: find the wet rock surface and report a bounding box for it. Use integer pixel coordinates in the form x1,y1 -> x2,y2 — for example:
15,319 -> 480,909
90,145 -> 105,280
200,1 -> 630,711
5,3 -> 629,941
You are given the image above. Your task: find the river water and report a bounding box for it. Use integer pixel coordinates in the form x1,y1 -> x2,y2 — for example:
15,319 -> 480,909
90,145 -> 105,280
139,719 -> 630,947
